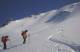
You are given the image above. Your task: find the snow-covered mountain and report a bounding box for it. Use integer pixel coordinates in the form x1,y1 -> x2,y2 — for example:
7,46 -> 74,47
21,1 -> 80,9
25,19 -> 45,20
0,2 -> 80,52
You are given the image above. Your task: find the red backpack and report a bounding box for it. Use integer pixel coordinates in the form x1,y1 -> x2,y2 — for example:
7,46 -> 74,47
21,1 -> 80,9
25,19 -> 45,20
1,36 -> 8,43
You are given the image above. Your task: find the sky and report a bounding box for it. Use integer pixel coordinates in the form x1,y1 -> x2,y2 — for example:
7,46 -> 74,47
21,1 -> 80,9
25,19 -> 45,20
0,0 -> 80,27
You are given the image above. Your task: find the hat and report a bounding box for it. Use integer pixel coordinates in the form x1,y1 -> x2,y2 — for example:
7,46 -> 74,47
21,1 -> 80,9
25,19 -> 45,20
25,30 -> 28,32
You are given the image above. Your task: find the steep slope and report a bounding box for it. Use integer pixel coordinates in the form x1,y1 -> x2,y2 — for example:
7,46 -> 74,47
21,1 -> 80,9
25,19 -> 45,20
49,2 -> 80,52
50,1 -> 80,44
0,2 -> 80,52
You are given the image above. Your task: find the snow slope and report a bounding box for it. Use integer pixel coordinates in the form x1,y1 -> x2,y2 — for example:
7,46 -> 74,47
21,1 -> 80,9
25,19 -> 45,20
0,2 -> 80,52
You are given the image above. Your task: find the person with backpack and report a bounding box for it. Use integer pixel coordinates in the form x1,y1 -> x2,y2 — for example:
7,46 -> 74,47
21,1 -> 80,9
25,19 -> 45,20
21,30 -> 30,44
1,35 -> 9,49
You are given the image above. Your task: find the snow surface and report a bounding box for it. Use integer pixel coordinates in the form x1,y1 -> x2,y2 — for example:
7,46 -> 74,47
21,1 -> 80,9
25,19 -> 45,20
0,2 -> 80,52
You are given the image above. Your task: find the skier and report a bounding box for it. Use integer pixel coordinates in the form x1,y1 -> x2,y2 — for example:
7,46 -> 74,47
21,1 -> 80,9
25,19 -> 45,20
21,30 -> 30,44
1,35 -> 9,49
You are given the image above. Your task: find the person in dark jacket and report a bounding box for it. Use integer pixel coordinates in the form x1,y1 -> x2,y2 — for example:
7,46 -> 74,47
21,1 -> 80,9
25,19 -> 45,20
1,35 -> 9,49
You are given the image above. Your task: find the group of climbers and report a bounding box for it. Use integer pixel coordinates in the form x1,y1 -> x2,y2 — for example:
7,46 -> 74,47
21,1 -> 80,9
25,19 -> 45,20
1,30 -> 29,50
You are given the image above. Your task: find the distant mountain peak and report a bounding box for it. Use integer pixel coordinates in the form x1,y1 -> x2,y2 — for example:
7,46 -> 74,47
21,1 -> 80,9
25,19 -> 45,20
59,2 -> 80,12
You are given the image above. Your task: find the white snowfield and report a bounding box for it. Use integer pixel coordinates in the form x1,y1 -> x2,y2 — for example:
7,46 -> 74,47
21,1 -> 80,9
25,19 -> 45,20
0,2 -> 80,52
